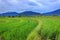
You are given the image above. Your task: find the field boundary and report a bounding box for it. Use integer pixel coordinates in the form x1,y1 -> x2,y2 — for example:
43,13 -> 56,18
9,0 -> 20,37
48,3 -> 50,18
27,19 -> 42,40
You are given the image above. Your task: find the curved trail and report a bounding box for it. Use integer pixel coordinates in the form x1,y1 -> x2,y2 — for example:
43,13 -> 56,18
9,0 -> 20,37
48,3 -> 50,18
27,19 -> 42,40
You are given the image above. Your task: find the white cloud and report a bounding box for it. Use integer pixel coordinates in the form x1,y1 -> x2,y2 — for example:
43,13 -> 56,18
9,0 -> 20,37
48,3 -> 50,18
0,0 -> 60,13
29,0 -> 44,6
4,0 -> 19,5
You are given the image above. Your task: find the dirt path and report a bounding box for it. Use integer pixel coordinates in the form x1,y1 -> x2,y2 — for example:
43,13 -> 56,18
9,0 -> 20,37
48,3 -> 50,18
27,19 -> 42,40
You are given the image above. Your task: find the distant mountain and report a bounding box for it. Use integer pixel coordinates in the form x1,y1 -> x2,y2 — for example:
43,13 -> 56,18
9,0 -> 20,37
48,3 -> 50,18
0,11 -> 42,17
0,12 -> 18,16
19,11 -> 42,16
0,9 -> 60,17
43,9 -> 60,16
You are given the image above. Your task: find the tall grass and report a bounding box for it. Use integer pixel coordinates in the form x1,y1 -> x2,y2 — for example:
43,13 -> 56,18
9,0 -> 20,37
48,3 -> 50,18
39,17 -> 60,40
0,16 -> 60,40
0,17 -> 38,40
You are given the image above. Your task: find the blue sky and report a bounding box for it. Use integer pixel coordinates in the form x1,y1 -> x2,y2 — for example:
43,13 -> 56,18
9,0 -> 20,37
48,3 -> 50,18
0,0 -> 60,13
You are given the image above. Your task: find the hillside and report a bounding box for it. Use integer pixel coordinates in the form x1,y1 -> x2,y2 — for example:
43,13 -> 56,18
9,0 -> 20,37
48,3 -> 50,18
0,11 -> 42,16
0,12 -> 18,16
19,11 -> 42,16
0,10 -> 60,17
43,9 -> 60,16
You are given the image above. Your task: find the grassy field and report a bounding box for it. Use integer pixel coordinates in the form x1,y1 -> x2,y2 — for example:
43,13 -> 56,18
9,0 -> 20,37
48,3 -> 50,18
39,16 -> 60,40
0,16 -> 60,40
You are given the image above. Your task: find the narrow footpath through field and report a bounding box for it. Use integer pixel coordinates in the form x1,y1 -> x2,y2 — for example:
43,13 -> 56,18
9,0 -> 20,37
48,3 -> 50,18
27,19 -> 42,40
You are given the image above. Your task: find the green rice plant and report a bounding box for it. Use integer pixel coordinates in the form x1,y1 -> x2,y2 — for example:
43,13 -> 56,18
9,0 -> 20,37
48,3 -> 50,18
39,17 -> 60,40
0,17 -> 38,40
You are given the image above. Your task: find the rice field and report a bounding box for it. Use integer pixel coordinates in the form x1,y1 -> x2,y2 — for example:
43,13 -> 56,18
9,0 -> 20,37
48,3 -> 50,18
0,16 -> 60,40
0,17 -> 38,40
39,16 -> 60,40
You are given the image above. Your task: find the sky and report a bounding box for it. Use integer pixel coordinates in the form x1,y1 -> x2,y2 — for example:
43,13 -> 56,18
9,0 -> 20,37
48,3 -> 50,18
0,0 -> 60,13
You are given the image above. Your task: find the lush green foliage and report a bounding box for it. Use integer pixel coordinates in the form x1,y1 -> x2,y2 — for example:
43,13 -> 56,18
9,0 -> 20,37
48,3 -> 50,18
0,17 -> 38,40
0,16 -> 60,40
39,16 -> 60,40
26,16 -> 60,40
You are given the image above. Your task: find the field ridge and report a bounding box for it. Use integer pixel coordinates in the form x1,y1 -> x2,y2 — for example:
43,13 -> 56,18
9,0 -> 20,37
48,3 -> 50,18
27,19 -> 42,40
